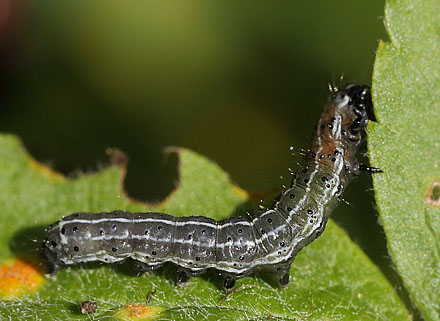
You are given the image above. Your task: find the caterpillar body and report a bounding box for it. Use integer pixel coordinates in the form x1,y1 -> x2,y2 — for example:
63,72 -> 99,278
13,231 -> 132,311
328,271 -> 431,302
42,84 -> 380,290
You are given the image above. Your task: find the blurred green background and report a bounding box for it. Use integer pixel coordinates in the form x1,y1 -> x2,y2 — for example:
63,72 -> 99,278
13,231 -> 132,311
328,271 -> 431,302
1,0 -> 400,298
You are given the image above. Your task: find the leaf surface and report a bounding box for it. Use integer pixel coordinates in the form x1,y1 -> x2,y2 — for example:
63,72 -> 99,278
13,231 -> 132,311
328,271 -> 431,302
369,0 -> 440,320
0,134 -> 408,320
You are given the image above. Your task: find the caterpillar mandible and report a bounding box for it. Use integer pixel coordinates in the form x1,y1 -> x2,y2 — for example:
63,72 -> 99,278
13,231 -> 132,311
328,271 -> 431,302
42,83 -> 381,290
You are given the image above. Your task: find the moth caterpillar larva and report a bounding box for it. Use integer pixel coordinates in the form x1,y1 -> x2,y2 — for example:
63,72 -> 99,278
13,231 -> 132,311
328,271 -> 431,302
42,83 -> 380,290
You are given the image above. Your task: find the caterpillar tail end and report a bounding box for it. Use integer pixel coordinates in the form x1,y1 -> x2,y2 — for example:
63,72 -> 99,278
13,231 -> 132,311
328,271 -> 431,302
39,240 -> 61,277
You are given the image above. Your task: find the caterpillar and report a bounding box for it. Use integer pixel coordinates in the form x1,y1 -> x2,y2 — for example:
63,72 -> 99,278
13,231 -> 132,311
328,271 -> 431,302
42,83 -> 381,290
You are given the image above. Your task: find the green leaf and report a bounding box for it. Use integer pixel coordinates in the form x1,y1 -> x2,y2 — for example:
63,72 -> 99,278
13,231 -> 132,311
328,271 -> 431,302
369,0 -> 440,320
0,134 -> 408,320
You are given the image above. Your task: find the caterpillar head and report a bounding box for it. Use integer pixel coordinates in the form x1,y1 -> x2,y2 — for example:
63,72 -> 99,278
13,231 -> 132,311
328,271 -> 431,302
344,83 -> 376,122
332,84 -> 375,121
328,83 -> 375,145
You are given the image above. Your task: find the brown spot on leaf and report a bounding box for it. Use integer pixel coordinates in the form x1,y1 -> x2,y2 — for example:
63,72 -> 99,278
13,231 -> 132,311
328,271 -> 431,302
115,304 -> 164,320
0,258 -> 44,300
106,148 -> 129,167
426,181 -> 440,206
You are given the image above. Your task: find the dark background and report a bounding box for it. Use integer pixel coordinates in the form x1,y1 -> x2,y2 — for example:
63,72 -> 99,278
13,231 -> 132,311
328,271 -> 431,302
2,0 -> 409,308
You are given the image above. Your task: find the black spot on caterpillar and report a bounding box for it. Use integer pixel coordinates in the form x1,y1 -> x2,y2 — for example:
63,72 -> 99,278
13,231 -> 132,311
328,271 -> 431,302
42,83 -> 380,290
